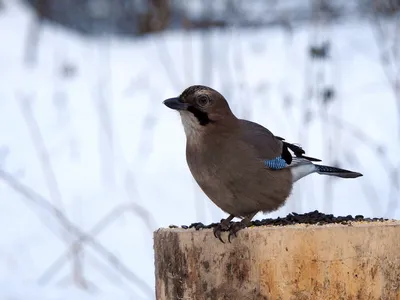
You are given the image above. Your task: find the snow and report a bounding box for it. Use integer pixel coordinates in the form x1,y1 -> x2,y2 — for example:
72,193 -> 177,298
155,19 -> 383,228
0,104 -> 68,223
0,1 -> 399,299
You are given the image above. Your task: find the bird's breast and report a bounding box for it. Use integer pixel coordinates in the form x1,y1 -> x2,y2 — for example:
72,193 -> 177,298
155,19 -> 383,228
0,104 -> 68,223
185,140 -> 262,189
186,146 -> 220,183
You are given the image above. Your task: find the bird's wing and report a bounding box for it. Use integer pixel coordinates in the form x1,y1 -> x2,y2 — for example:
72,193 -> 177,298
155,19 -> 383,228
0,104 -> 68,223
238,119 -> 282,158
276,136 -> 321,162
238,120 -> 321,170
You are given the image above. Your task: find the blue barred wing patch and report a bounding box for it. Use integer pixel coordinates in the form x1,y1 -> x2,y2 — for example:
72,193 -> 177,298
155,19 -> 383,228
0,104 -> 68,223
264,156 -> 288,170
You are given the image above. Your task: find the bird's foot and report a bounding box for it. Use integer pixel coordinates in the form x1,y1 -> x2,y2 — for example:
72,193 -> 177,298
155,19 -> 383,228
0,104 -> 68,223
213,220 -> 231,243
228,221 -> 247,243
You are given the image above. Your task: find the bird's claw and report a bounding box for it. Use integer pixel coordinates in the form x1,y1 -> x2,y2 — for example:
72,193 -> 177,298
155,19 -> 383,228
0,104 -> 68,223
228,222 -> 246,243
213,221 -> 231,243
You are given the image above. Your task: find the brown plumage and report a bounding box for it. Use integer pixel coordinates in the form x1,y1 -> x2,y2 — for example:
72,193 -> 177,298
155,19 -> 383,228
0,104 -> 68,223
163,85 -> 362,242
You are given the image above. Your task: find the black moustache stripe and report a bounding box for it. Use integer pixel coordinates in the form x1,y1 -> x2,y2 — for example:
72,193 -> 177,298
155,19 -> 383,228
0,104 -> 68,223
187,106 -> 212,126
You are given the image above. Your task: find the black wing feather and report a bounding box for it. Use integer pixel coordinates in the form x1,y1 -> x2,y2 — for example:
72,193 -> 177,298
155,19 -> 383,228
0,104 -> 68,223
275,136 -> 322,163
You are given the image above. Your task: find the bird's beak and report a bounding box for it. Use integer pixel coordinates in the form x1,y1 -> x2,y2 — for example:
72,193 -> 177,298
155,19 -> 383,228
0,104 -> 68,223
163,97 -> 188,111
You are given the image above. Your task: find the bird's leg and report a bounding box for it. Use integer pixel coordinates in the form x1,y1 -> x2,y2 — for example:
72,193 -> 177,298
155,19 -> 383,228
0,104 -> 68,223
228,212 -> 257,243
213,214 -> 235,243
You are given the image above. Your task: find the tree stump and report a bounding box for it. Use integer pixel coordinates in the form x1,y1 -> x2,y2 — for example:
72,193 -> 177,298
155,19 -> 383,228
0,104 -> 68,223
154,221 -> 400,300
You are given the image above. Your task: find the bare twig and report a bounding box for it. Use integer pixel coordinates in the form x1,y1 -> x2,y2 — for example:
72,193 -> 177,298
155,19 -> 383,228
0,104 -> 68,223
294,17 -> 316,211
124,171 -> 158,230
38,202 -> 157,286
70,199 -> 89,290
326,114 -> 399,217
154,36 -> 183,91
23,0 -> 53,66
369,12 -> 400,216
343,151 -> 382,215
0,169 -> 153,298
180,0 -> 194,85
17,93 -> 87,285
327,114 -> 393,169
17,95 -> 66,213
24,9 -> 42,65
71,241 -> 90,290
70,247 -> 137,292
94,37 -> 116,188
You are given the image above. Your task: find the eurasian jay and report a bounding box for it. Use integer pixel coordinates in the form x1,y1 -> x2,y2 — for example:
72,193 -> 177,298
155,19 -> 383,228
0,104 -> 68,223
163,85 -> 362,242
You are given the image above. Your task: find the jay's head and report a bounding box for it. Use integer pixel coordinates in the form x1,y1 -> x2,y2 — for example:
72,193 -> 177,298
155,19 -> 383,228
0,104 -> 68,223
163,85 -> 234,137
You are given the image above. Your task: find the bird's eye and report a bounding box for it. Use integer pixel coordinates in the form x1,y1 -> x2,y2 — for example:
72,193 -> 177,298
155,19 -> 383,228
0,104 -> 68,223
197,95 -> 210,107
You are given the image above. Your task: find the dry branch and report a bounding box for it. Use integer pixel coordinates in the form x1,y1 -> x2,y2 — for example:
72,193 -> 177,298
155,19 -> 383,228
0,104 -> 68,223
0,169 -> 153,298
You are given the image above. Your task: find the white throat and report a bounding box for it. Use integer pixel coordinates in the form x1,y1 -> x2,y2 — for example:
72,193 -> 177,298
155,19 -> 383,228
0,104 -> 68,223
179,111 -> 204,140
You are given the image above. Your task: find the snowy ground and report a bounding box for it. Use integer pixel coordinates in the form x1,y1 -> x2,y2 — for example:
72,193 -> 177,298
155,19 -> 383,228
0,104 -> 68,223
0,1 -> 399,299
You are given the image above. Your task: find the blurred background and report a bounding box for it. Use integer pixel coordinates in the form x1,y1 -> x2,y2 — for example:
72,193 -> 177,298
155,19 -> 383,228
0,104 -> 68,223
0,0 -> 399,299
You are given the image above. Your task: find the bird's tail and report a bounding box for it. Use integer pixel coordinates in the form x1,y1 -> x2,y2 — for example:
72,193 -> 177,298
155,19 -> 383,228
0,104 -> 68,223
290,159 -> 363,182
314,164 -> 363,178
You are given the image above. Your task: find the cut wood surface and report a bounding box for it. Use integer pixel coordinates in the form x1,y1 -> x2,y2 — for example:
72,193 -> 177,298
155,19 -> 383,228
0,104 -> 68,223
154,221 -> 400,300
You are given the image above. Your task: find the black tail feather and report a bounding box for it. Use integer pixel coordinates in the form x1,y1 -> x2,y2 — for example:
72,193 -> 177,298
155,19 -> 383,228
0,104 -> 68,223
315,164 -> 363,178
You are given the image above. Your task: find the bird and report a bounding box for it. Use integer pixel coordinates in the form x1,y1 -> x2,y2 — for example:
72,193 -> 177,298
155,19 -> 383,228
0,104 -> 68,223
163,85 -> 363,243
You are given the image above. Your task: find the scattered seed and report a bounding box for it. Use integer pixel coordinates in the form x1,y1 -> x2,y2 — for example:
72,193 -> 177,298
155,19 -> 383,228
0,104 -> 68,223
172,210 -> 390,230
